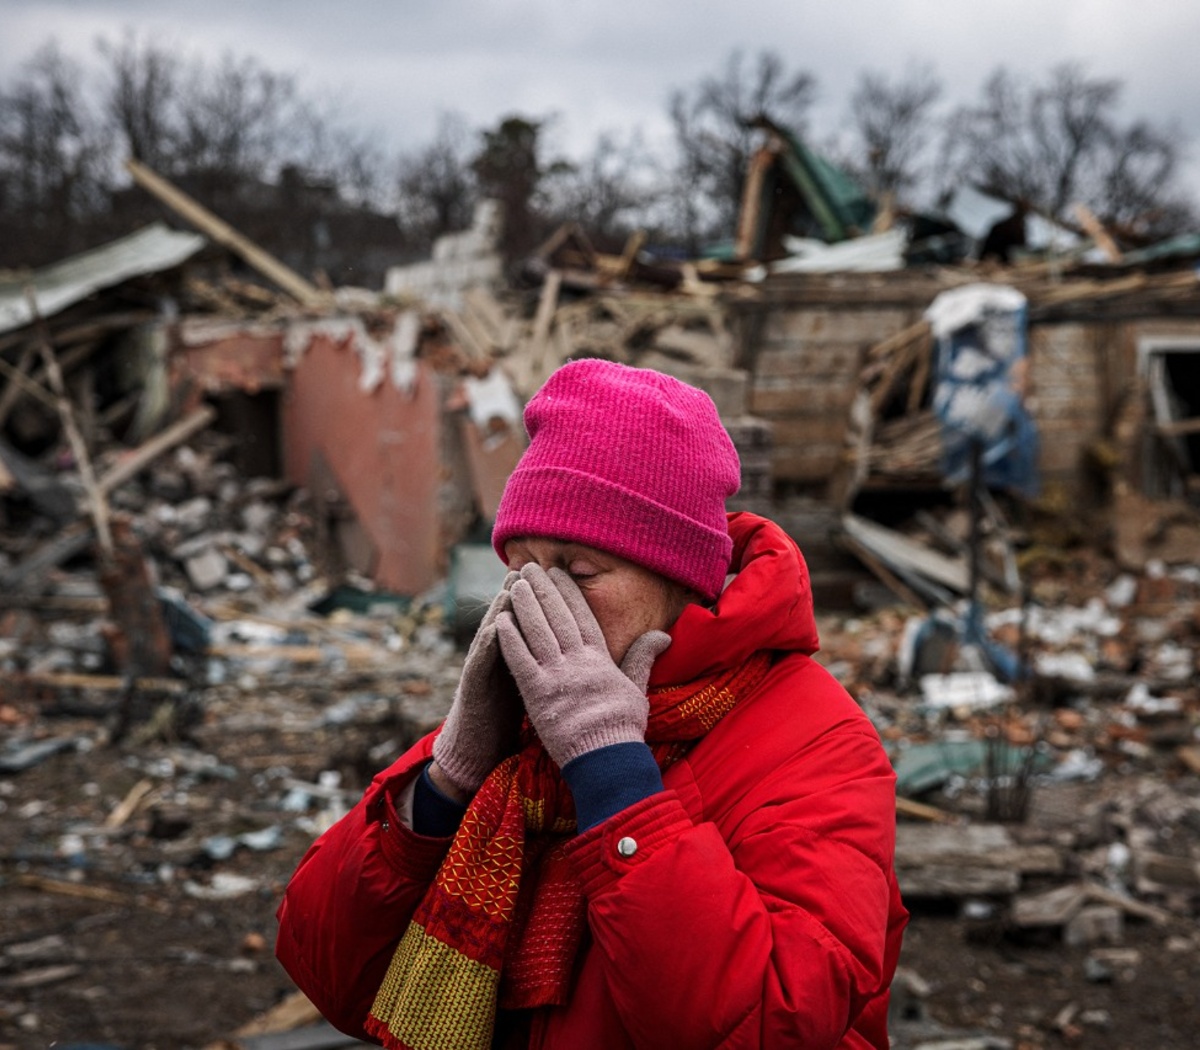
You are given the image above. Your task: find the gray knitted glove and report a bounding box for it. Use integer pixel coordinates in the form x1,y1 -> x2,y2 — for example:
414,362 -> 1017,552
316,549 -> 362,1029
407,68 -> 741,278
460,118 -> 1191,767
431,571 -> 521,794
495,564 -> 672,769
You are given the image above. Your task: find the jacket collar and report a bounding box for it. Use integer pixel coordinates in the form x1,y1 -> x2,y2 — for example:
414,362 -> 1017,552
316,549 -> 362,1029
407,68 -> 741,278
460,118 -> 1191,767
650,512 -> 819,687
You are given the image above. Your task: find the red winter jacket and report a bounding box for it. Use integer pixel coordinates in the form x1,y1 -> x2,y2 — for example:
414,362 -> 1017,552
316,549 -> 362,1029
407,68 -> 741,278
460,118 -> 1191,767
276,512 -> 908,1048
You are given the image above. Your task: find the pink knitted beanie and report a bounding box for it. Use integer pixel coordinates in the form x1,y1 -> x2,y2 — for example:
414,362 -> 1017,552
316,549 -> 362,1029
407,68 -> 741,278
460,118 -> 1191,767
492,359 -> 741,599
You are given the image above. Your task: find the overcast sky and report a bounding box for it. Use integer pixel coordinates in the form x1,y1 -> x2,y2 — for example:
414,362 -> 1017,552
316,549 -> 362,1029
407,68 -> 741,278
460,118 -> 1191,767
3,0 -> 1200,186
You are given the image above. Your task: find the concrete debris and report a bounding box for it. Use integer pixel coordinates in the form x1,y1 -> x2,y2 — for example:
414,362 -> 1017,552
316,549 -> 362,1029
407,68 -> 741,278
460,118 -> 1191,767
918,671 -> 1014,713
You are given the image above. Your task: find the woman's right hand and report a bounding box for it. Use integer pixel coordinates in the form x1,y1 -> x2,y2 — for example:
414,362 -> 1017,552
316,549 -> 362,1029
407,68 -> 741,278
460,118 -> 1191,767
430,571 -> 521,797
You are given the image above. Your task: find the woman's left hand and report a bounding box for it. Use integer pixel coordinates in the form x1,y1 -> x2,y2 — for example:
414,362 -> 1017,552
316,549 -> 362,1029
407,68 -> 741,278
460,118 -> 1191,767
495,564 -> 671,769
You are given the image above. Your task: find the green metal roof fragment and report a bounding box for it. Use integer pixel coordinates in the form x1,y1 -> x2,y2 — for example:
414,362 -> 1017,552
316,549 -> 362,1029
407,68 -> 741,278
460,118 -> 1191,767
770,123 -> 875,243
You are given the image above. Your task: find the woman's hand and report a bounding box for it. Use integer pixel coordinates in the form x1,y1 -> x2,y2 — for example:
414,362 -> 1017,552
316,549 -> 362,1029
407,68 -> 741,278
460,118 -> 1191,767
496,564 -> 671,769
430,571 -> 522,797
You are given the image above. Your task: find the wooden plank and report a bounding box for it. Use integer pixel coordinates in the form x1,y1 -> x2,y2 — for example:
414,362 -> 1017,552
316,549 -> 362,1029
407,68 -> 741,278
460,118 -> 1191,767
0,349 -> 57,412
842,513 -> 970,594
897,821 -> 1014,860
896,796 -> 960,824
1012,883 -> 1088,928
753,344 -> 865,380
462,287 -> 513,350
103,778 -> 157,830
869,335 -> 923,413
906,338 -> 933,414
764,416 -> 854,446
836,532 -> 926,608
0,339 -> 107,429
771,448 -> 845,483
25,290 -> 113,556
15,670 -> 187,693
229,990 -> 323,1039
1083,882 -> 1172,926
528,269 -> 562,376
735,146 -> 775,260
440,309 -> 489,361
1072,203 -> 1123,263
759,307 -> 915,345
896,823 -> 1062,875
1157,416 -> 1200,437
1178,745 -> 1200,775
15,874 -> 126,904
751,388 -> 857,418
126,158 -> 329,309
866,319 -> 931,361
97,404 -> 217,495
898,865 -> 1021,897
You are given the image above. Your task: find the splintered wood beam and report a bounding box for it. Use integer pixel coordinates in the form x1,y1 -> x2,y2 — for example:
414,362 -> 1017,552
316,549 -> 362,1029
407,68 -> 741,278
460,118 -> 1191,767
529,269 -> 562,374
1072,202 -> 1123,263
24,288 -> 113,557
0,339 -> 107,429
0,348 -> 57,412
735,145 -> 777,260
97,404 -> 217,496
126,157 -> 330,308
866,319 -> 932,361
0,403 -> 220,594
1156,416 -> 1200,437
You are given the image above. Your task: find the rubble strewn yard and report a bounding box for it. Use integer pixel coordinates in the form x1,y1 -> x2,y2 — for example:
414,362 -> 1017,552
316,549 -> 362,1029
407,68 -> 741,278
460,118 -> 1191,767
0,447 -> 1196,1048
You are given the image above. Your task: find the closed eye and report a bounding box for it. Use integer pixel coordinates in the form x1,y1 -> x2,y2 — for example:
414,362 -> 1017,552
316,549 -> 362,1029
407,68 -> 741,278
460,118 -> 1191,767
565,560 -> 601,581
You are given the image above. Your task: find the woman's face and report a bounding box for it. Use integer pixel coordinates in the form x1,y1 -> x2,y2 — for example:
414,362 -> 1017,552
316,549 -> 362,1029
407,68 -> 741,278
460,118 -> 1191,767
503,538 -> 693,665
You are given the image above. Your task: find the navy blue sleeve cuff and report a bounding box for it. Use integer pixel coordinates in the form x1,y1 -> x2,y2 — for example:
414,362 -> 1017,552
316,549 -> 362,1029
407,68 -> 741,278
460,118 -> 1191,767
561,742 -> 664,832
412,761 -> 468,837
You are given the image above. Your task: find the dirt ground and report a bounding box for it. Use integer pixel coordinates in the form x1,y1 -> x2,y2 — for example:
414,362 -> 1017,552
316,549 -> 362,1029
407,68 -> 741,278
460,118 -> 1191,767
1,593 -> 1198,1050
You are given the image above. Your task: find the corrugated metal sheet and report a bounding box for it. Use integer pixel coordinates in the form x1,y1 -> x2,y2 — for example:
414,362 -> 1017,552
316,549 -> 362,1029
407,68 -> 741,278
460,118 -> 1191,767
942,186 -> 1083,254
0,222 -> 206,335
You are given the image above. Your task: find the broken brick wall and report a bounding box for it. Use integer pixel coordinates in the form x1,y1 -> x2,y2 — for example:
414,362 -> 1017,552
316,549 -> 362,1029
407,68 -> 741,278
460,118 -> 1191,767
282,329 -> 442,595
1026,322 -> 1108,500
168,317 -> 445,595
734,273 -> 1200,509
1029,316 -> 1200,506
731,273 -> 952,491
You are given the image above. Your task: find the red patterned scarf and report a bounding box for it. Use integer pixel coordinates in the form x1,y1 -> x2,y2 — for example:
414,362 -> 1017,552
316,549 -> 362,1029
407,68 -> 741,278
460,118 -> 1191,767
365,651 -> 772,1050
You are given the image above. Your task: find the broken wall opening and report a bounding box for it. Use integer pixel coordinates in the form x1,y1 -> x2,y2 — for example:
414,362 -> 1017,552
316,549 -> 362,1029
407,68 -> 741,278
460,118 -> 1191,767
208,389 -> 283,479
1141,338 -> 1200,502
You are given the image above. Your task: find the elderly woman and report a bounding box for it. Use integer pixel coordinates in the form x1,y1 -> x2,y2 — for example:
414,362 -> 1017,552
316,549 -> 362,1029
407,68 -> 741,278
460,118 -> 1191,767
275,360 -> 907,1049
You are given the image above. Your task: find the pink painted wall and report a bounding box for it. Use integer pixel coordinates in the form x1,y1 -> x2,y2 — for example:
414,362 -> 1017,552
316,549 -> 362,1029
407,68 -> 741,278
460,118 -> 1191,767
282,330 -> 442,595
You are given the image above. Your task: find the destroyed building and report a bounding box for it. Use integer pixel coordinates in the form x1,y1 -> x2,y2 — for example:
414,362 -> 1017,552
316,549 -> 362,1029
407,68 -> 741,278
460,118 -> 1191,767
0,136 -> 1198,1050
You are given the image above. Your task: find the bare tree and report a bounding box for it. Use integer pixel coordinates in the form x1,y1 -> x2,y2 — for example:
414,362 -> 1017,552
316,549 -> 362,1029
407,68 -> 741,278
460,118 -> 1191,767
1096,119 -> 1194,236
175,51 -> 300,185
667,49 -> 818,246
472,114 -> 569,264
941,62 -> 1193,234
846,63 -> 942,205
1,32 -> 410,280
98,31 -> 181,174
0,43 -> 106,264
544,130 -> 661,248
394,112 -> 478,253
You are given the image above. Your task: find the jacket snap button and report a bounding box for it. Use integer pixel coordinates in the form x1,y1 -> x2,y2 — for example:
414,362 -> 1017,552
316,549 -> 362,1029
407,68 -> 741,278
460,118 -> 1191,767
616,836 -> 638,857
